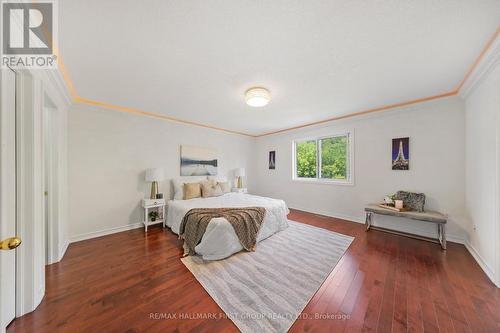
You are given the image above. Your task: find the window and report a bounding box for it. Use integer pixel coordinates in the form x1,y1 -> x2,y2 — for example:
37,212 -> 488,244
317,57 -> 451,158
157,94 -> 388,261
293,132 -> 353,184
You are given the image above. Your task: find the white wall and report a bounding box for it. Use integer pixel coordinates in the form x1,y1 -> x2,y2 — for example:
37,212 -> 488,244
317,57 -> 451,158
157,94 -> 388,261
252,97 -> 467,242
68,104 -> 255,241
464,59 -> 500,286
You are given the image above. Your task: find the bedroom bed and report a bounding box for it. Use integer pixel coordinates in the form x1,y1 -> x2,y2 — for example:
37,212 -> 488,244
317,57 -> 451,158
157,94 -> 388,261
166,192 -> 289,260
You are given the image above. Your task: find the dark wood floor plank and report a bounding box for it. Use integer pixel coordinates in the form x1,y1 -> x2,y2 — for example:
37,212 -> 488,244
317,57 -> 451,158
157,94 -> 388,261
360,236 -> 393,332
406,253 -> 424,333
7,209 -> 500,333
415,242 -> 442,332
343,237 -> 380,333
423,245 -> 456,333
375,238 -> 398,333
391,239 -> 408,333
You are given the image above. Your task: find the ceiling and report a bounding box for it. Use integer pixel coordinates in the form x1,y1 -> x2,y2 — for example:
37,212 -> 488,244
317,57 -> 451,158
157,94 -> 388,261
60,0 -> 500,136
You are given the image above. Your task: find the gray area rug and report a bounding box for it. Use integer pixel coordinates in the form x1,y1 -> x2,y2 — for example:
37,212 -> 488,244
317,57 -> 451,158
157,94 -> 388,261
181,220 -> 354,333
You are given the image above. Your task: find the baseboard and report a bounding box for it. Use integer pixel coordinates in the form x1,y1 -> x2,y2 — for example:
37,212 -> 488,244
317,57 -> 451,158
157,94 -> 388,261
288,206 -> 465,244
70,222 -> 143,243
289,206 -> 365,224
58,239 -> 70,262
464,240 -> 498,287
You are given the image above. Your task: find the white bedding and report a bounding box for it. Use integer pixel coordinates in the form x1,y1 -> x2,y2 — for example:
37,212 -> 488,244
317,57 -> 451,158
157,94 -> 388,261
166,193 -> 289,260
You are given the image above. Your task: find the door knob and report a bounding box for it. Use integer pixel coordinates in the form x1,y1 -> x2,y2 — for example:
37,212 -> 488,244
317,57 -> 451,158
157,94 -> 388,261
0,237 -> 21,250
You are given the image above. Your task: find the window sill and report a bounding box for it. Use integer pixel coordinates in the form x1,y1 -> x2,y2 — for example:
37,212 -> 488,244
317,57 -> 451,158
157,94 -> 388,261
292,178 -> 354,186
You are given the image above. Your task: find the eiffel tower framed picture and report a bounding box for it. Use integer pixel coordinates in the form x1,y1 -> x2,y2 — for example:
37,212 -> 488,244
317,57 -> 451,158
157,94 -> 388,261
392,137 -> 409,170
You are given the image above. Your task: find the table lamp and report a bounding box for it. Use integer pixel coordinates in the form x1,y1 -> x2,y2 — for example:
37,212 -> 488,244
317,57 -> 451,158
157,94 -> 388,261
235,168 -> 245,188
145,168 -> 164,199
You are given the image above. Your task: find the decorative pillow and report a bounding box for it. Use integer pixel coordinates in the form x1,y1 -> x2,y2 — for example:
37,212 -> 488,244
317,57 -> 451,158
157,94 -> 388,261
218,181 -> 231,193
201,182 -> 223,198
395,191 -> 425,212
201,179 -> 217,187
184,183 -> 202,200
172,177 -> 206,200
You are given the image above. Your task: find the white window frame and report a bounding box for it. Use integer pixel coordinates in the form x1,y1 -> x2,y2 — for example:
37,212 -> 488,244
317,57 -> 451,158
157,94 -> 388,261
292,130 -> 354,186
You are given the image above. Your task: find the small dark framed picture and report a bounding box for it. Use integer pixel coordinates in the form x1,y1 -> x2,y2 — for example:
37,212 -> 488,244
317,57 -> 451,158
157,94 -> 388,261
392,137 -> 409,170
269,151 -> 276,170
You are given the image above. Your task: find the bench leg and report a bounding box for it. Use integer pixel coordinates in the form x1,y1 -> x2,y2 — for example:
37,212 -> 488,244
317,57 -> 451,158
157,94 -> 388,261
437,224 -> 447,250
441,224 -> 446,250
365,212 -> 372,231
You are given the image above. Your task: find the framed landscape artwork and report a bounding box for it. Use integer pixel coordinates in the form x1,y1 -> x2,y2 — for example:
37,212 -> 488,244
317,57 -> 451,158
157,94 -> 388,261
392,137 -> 409,170
269,151 -> 276,169
180,145 -> 218,176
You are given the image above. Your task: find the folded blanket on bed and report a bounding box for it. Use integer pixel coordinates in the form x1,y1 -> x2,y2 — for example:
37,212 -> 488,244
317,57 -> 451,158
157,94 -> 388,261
179,207 -> 266,256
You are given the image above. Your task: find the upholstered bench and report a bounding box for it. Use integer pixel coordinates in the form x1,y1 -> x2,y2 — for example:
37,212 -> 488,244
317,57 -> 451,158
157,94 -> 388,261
364,204 -> 448,250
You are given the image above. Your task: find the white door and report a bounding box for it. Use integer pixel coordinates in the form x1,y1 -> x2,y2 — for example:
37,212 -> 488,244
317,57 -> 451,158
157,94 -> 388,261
0,67 -> 20,331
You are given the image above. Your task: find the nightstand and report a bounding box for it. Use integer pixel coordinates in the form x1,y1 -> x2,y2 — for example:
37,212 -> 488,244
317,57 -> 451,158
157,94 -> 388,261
142,198 -> 166,232
231,188 -> 248,194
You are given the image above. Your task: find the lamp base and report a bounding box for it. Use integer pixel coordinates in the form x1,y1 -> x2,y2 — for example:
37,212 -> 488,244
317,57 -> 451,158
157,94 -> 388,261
150,181 -> 158,199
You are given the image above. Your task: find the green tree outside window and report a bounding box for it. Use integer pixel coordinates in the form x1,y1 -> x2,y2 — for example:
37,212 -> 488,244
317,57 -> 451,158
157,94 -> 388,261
295,140 -> 317,178
295,135 -> 349,181
320,136 -> 347,180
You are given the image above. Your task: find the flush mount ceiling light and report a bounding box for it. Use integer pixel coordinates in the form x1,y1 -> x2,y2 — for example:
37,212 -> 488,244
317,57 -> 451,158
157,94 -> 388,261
245,87 -> 271,107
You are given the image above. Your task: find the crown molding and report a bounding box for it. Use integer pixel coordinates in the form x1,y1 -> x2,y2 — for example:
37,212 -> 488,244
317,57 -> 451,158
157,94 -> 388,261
25,68 -> 72,111
255,91 -> 457,137
75,97 -> 257,138
53,46 -> 79,101
458,29 -> 500,99
48,68 -> 73,106
23,48 -> 75,108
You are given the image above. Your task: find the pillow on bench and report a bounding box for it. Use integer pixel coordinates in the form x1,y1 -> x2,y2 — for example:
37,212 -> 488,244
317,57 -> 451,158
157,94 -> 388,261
395,191 -> 425,212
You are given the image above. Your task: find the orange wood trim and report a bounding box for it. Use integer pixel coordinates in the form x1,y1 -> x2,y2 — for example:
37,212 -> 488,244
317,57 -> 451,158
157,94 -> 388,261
53,46 -> 78,100
75,97 -> 256,137
454,27 -> 500,93
255,91 -> 457,137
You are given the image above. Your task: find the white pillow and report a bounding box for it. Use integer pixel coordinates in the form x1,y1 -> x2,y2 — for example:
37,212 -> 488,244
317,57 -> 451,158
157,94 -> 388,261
218,181 -> 231,193
208,175 -> 228,183
172,177 -> 207,200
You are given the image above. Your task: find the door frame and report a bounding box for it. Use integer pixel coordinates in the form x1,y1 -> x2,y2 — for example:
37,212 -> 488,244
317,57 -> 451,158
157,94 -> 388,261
42,97 -> 61,265
0,65 -> 18,333
13,68 -> 71,317
496,76 -> 500,288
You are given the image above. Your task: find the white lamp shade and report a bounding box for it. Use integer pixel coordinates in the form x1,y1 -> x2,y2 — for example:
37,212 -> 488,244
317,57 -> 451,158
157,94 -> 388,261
235,168 -> 245,177
145,168 -> 164,182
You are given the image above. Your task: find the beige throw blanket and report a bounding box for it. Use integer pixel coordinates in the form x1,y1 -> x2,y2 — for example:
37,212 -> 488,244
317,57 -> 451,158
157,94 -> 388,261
179,207 -> 266,256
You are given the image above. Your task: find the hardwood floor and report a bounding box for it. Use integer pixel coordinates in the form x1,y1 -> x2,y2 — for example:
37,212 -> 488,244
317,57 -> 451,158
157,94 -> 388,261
8,209 -> 500,333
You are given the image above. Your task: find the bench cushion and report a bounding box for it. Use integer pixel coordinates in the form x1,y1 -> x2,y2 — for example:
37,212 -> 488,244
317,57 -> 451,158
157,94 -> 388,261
364,204 -> 447,224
